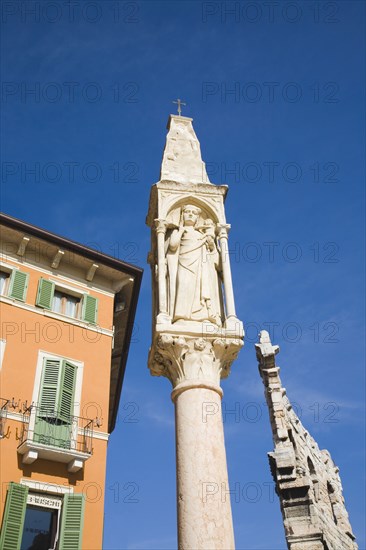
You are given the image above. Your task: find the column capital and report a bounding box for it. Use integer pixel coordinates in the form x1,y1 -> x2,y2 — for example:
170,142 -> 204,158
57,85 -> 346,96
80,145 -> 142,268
149,333 -> 243,400
217,223 -> 231,239
154,218 -> 168,234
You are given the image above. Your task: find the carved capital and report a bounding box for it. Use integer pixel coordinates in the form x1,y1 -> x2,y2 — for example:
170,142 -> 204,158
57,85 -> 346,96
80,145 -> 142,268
212,337 -> 243,379
149,334 -> 243,398
154,218 -> 167,234
217,223 -> 231,239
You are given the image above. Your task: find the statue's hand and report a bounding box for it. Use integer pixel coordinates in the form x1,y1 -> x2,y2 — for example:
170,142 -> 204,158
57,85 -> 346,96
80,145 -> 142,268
169,227 -> 185,251
206,235 -> 215,251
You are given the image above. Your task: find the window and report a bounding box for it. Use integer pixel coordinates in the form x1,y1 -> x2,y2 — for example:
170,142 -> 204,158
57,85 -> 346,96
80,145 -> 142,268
34,358 -> 77,450
17,353 -> 88,466
0,267 -> 29,301
0,483 -> 85,550
0,271 -> 10,295
21,504 -> 58,550
0,339 -> 5,371
35,278 -> 98,324
53,290 -> 80,318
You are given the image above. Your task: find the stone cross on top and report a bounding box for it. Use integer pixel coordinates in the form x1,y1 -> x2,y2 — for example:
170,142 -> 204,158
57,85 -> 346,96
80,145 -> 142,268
172,98 -> 186,116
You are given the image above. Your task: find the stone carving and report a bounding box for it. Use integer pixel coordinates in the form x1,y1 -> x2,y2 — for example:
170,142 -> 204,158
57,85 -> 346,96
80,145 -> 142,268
256,330 -> 357,550
147,114 -> 244,550
147,189 -> 242,331
150,334 -> 242,390
160,115 -> 210,185
166,204 -> 222,325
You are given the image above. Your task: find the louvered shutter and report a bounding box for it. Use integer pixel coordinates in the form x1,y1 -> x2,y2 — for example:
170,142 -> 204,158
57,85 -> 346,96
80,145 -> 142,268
0,482 -> 28,550
59,361 -> 77,422
8,270 -> 29,301
35,278 -> 55,309
81,294 -> 98,324
35,358 -> 77,448
38,358 -> 61,416
34,359 -> 62,445
58,494 -> 85,550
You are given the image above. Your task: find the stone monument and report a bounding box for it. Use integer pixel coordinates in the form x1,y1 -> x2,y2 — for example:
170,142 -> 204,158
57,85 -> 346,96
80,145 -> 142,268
255,330 -> 357,550
146,113 -> 244,549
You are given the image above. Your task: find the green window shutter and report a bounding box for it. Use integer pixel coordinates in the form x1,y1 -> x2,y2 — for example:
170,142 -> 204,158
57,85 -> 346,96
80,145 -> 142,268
0,482 -> 28,550
8,270 -> 29,302
36,278 -> 55,309
38,358 -> 62,416
59,494 -> 85,550
82,294 -> 98,324
59,361 -> 77,422
35,359 -> 77,449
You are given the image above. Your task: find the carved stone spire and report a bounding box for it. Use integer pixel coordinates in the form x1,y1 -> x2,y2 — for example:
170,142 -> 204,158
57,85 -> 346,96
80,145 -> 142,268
160,115 -> 210,185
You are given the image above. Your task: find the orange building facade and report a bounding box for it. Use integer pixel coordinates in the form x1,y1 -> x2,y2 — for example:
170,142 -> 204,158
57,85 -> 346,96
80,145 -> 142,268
0,213 -> 142,550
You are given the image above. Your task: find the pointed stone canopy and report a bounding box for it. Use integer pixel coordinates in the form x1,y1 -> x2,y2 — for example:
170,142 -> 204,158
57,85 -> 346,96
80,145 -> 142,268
160,115 -> 211,185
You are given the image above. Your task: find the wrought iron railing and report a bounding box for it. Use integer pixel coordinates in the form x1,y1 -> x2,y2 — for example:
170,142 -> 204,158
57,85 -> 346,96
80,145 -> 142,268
18,405 -> 93,455
0,398 -> 9,438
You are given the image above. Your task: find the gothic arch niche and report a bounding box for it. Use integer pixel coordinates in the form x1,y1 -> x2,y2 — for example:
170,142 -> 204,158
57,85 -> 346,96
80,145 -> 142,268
165,197 -> 220,229
164,199 -> 224,325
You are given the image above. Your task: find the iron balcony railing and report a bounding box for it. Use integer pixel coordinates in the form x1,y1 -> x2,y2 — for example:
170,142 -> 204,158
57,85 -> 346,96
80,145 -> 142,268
0,398 -> 9,438
18,405 -> 94,455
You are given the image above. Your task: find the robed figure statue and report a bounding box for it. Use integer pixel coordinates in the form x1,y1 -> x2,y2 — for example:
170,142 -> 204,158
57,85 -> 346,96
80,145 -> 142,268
166,204 -> 222,325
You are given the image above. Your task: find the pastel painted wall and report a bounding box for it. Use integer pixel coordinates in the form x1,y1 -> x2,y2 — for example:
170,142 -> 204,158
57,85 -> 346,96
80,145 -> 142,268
0,259 -> 115,549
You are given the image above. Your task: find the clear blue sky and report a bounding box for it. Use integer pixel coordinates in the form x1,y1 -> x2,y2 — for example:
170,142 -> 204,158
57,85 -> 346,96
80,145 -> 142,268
1,1 -> 365,549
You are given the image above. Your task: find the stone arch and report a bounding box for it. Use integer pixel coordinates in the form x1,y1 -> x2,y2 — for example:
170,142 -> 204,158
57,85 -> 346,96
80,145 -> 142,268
166,196 -> 220,229
164,195 -> 224,325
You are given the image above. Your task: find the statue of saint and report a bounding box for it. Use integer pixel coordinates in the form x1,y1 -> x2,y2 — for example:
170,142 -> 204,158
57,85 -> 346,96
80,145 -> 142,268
166,205 -> 222,325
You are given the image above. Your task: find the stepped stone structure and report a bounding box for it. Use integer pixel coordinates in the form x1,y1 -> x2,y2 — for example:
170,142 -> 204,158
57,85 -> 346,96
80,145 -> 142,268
146,114 -> 244,549
256,330 -> 357,550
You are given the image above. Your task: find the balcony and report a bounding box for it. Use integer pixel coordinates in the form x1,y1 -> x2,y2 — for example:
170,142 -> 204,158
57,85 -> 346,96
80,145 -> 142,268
17,405 -> 94,472
0,398 -> 9,438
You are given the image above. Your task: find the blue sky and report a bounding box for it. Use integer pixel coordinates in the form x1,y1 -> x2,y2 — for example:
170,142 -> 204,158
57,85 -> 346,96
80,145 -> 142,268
1,1 -> 365,548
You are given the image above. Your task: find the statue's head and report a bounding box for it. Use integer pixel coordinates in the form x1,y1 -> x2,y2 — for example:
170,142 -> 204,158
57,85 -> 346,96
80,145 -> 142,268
182,204 -> 201,226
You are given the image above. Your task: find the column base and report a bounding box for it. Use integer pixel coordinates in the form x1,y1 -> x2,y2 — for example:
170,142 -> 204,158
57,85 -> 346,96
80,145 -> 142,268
156,312 -> 171,324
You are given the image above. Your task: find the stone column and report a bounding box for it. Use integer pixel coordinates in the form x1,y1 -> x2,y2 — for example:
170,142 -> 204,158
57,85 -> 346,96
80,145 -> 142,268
217,224 -> 237,329
147,114 -> 245,550
174,387 -> 234,549
154,218 -> 169,324
151,335 -> 242,550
